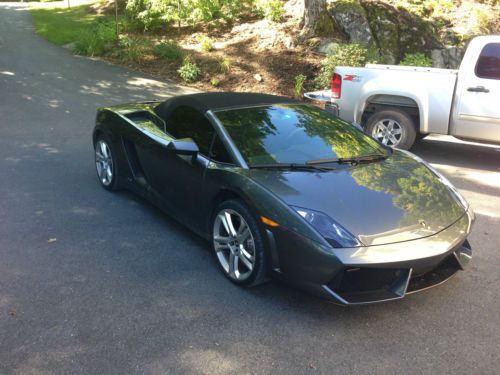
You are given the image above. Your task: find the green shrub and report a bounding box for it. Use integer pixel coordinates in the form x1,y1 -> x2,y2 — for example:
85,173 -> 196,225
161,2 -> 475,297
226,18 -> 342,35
178,56 -> 201,82
219,57 -> 231,73
294,74 -> 306,99
255,0 -> 284,22
74,22 -> 116,57
199,35 -> 214,52
116,36 -> 152,63
154,40 -> 184,60
399,52 -> 433,67
314,43 -> 369,89
210,77 -> 221,86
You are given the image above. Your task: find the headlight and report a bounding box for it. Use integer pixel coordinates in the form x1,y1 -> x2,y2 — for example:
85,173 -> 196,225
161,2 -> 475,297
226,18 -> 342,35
291,206 -> 361,248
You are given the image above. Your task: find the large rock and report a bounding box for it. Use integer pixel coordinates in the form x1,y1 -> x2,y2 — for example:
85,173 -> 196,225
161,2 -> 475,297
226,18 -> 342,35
360,0 -> 439,64
328,1 -> 373,47
431,47 -> 464,69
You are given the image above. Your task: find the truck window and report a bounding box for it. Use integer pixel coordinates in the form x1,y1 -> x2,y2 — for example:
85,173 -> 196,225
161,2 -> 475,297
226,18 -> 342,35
475,43 -> 500,80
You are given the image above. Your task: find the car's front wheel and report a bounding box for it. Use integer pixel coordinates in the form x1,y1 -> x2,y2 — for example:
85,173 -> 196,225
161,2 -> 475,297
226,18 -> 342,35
211,199 -> 268,287
94,135 -> 120,191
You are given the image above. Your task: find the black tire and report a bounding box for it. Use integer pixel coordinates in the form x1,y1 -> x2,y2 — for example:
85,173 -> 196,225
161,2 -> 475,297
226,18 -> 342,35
211,199 -> 268,287
94,134 -> 121,191
365,107 -> 417,150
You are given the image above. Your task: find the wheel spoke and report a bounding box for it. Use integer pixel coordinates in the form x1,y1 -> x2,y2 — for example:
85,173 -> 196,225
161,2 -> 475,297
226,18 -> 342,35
239,252 -> 253,271
214,235 -> 230,250
237,227 -> 251,243
389,134 -> 398,145
393,128 -> 402,135
228,253 -> 238,277
224,212 -> 238,237
100,142 -> 108,158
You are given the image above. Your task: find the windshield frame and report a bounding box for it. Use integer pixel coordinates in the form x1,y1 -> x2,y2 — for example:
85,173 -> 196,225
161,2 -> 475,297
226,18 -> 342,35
212,103 -> 390,168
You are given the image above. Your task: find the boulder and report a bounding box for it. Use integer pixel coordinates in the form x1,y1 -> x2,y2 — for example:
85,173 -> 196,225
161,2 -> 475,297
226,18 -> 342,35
328,1 -> 373,47
431,47 -> 464,69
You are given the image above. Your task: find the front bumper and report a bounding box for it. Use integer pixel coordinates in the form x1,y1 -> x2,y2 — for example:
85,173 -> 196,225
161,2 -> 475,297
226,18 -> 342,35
271,209 -> 474,305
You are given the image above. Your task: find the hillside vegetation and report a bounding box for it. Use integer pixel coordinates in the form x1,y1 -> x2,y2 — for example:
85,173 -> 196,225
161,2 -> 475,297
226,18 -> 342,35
31,0 -> 500,96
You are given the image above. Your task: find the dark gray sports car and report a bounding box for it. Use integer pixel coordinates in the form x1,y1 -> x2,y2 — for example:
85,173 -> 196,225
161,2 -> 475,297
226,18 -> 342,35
93,92 -> 474,305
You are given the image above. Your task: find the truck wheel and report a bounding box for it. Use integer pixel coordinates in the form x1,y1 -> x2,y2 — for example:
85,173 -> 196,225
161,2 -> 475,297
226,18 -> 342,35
365,108 -> 417,150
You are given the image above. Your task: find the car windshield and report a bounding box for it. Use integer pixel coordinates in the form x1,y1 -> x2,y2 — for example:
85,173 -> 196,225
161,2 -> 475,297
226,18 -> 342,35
214,104 -> 388,166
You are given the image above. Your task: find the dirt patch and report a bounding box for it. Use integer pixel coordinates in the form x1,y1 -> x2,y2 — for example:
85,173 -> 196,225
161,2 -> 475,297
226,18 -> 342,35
101,13 -> 324,97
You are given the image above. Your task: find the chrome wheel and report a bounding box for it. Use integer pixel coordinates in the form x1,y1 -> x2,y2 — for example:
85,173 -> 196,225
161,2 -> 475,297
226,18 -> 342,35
372,119 -> 404,147
95,140 -> 114,186
213,209 -> 255,281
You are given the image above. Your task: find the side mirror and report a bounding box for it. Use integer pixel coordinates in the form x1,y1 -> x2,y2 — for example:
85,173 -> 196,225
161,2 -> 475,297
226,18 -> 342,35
166,138 -> 199,155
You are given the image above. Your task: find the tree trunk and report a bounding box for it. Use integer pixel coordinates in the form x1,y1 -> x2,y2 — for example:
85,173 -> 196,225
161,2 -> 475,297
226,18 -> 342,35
300,0 -> 327,38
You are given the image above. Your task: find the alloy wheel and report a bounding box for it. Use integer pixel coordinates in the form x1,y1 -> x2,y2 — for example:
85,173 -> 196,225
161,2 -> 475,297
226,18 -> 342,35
95,140 -> 114,186
371,119 -> 404,147
213,209 -> 256,281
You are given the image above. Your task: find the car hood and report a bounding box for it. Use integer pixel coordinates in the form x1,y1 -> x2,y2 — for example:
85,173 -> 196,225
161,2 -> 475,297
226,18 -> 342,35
247,151 -> 466,246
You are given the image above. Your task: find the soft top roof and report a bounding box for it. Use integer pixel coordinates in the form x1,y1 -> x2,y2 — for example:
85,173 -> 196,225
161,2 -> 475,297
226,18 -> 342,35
154,92 -> 301,120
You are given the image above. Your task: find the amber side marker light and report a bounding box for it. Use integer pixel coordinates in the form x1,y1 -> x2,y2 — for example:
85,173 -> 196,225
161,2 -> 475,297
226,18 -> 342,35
261,216 -> 280,227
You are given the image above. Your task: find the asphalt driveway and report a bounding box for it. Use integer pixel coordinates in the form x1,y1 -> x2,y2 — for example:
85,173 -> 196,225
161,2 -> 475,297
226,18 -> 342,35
0,3 -> 499,374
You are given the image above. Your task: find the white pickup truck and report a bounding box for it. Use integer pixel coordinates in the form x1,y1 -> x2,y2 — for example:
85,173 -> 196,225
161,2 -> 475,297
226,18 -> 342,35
305,35 -> 500,149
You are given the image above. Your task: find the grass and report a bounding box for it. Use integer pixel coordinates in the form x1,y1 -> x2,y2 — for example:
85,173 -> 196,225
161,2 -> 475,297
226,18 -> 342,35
30,2 -> 112,46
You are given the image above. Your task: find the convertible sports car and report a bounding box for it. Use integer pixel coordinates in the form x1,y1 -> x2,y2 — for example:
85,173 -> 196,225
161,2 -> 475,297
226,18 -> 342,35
93,92 -> 474,305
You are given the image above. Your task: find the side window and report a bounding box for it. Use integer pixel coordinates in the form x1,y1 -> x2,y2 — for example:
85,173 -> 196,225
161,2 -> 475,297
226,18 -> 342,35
210,135 -> 234,164
167,106 -> 215,155
475,43 -> 500,80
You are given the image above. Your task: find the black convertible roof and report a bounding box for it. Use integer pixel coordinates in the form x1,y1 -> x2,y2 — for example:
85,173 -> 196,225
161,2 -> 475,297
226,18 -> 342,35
154,92 -> 301,120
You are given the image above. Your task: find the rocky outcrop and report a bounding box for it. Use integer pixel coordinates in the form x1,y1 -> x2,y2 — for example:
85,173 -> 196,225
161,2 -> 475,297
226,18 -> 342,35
431,47 -> 464,69
322,0 -> 439,64
330,1 -> 373,46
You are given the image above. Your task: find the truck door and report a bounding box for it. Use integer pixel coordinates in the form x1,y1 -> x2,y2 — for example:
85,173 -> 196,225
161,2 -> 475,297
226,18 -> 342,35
452,42 -> 500,143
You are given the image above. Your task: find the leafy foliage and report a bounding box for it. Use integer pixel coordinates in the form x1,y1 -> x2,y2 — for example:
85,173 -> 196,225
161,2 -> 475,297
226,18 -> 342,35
219,57 -> 232,73
116,35 -> 152,62
125,0 -> 250,30
74,21 -> 116,56
399,52 -> 433,67
210,77 -> 221,86
154,40 -> 184,59
199,35 -> 214,52
178,55 -> 201,82
314,44 -> 374,89
254,0 -> 284,22
294,74 -> 306,99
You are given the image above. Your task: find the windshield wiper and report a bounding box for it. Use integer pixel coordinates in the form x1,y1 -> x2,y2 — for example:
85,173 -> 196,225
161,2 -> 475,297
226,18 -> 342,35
249,163 -> 336,172
306,153 -> 388,166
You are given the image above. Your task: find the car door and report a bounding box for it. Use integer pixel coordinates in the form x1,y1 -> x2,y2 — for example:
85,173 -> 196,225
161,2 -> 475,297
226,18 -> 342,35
452,42 -> 500,142
134,105 -> 218,232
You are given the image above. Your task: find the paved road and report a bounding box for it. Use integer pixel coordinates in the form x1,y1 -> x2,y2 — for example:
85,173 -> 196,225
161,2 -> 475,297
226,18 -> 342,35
1,3 -> 499,374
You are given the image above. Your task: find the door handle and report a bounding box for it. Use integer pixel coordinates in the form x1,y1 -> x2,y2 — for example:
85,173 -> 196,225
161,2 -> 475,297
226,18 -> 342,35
467,86 -> 490,93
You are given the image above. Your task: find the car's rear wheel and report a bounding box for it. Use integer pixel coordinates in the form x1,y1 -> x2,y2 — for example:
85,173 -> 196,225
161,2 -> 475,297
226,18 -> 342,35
365,108 -> 417,150
94,135 -> 120,191
212,200 -> 267,287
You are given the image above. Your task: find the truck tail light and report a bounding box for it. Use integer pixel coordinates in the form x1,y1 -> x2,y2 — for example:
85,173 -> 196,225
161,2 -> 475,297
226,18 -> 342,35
331,73 -> 342,99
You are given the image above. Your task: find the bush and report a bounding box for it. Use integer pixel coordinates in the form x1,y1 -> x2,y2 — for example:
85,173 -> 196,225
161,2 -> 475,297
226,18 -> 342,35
199,35 -> 214,52
294,74 -> 306,99
399,52 -> 433,67
178,56 -> 201,82
210,77 -> 220,86
154,40 -> 184,60
219,57 -> 231,73
116,36 -> 152,63
255,0 -> 284,22
314,43 -> 370,89
74,22 -> 116,56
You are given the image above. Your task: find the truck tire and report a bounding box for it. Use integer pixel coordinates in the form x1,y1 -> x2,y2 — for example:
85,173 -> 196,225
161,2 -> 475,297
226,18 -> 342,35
365,108 -> 417,150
